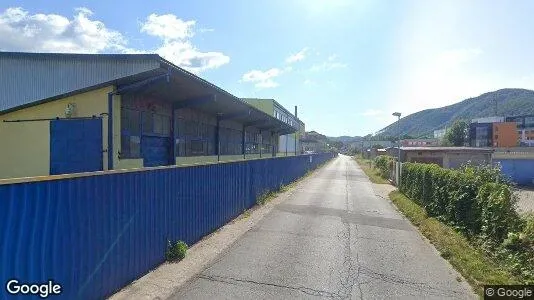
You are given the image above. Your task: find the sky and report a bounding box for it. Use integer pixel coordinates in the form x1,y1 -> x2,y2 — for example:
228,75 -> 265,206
1,0 -> 534,136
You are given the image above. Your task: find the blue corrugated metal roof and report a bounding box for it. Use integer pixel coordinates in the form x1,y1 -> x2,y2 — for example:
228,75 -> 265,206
0,52 -> 162,113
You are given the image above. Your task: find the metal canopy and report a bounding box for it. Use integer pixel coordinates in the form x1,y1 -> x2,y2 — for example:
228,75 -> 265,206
119,69 -> 295,135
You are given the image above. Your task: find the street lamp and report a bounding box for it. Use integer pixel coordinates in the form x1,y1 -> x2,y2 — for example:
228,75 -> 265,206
392,112 -> 402,184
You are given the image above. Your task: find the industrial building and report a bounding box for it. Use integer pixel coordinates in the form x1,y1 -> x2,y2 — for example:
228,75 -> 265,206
0,52 -> 297,179
242,98 -> 304,155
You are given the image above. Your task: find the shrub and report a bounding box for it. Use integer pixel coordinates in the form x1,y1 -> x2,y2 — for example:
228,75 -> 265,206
373,155 -> 393,179
400,162 -> 517,243
166,240 -> 188,261
399,162 -> 534,283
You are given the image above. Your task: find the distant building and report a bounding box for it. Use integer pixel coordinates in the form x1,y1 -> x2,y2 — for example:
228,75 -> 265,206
242,98 -> 304,155
469,115 -> 520,148
505,115 -> 534,147
352,140 -> 394,150
433,128 -> 447,139
400,139 -> 439,147
400,147 -> 493,169
469,122 -> 518,147
471,116 -> 505,124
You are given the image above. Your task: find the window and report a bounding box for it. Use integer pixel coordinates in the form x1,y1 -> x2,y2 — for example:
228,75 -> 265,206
495,135 -> 498,139
175,111 -> 217,157
120,108 -> 141,158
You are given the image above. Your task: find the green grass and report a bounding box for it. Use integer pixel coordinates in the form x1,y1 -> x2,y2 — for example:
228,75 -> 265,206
353,156 -> 389,184
389,191 -> 521,295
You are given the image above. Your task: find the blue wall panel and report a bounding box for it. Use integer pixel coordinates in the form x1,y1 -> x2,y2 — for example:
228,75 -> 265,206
0,153 -> 335,299
495,159 -> 534,186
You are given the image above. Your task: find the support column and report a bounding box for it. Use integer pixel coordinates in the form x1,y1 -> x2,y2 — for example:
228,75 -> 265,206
242,125 -> 246,159
216,115 -> 221,162
271,131 -> 275,157
259,130 -> 262,158
171,109 -> 177,165
285,134 -> 288,156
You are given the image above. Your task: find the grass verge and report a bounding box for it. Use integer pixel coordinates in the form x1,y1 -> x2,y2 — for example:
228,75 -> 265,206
353,156 -> 389,184
388,190 -> 521,295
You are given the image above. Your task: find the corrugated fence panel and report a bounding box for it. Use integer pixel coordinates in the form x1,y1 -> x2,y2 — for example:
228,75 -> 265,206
0,153 -> 335,299
495,159 -> 534,186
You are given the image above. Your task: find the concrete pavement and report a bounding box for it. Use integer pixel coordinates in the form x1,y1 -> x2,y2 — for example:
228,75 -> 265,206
171,155 -> 476,299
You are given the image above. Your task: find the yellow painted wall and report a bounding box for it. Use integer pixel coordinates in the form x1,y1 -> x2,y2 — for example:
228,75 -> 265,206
0,86 -> 113,179
115,158 -> 144,170
176,156 -> 219,166
175,154 -> 278,166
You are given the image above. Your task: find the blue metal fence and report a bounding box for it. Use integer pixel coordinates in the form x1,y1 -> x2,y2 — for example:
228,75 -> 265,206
0,153 -> 335,299
495,158 -> 534,186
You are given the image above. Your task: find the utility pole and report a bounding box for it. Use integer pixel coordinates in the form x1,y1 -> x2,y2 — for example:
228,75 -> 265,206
392,112 -> 402,185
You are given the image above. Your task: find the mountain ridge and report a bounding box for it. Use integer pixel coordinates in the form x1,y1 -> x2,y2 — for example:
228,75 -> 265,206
374,88 -> 534,138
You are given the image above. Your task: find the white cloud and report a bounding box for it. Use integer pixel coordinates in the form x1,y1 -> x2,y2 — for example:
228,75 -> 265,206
310,54 -> 347,71
0,7 -> 229,74
241,67 -> 289,89
155,41 -> 229,73
141,13 -> 195,41
0,7 -> 125,53
286,47 -> 308,63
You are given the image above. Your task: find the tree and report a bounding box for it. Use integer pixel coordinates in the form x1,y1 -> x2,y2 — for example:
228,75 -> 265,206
444,120 -> 468,146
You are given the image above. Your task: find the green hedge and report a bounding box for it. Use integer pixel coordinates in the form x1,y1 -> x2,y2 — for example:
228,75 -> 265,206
399,162 -> 520,243
373,155 -> 394,179
400,162 -> 534,281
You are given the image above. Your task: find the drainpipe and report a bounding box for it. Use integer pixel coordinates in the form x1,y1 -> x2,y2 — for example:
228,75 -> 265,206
107,93 -> 114,171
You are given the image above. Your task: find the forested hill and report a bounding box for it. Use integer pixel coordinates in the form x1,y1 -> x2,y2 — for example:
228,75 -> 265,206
376,89 -> 534,138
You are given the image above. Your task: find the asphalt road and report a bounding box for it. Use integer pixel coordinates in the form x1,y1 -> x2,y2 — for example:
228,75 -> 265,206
172,155 -> 476,299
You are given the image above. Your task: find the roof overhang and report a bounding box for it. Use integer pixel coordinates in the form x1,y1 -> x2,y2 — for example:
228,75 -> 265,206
117,60 -> 296,135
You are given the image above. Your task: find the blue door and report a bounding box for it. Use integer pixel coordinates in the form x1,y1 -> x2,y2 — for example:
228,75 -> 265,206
50,119 -> 103,175
142,136 -> 172,167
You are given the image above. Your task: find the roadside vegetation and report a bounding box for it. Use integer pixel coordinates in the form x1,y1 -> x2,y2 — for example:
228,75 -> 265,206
166,240 -> 188,262
353,154 -> 391,184
392,162 -> 534,294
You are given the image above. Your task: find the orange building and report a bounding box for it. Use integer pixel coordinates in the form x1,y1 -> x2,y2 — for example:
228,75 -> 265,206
493,122 -> 519,147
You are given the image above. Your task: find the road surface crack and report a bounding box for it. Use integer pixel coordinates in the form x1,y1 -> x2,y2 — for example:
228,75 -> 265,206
332,165 -> 362,299
198,274 -> 337,298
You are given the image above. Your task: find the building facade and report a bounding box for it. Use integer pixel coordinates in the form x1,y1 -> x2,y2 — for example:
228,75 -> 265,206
242,98 -> 304,155
0,52 -> 296,180
400,139 -> 439,147
469,119 -> 519,148
505,115 -> 534,146
400,147 -> 493,169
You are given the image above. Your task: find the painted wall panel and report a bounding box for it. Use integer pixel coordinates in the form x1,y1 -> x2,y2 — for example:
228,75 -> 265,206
495,159 -> 534,186
0,86 -> 112,179
0,153 -> 336,299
